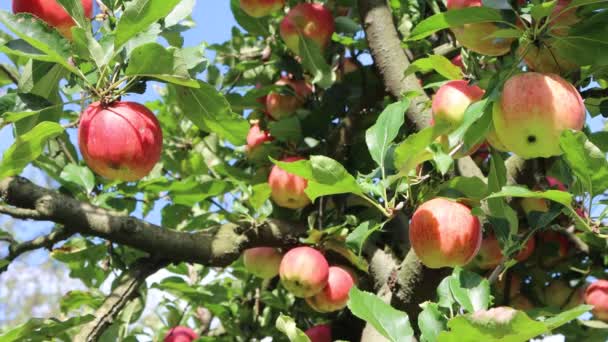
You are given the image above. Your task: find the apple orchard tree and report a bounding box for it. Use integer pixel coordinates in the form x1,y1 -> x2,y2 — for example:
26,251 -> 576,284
1,0 -> 608,341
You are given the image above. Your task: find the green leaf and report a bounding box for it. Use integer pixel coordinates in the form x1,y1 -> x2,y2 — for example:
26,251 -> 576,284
165,178 -> 232,206
347,287 -> 414,342
250,183 -> 271,209
323,239 -> 369,272
405,55 -> 463,80
269,116 -> 302,142
437,176 -> 489,201
560,130 -> 608,197
275,314 -> 311,342
393,123 -> 450,174
71,28 -> 113,69
346,221 -> 383,254
172,82 -> 249,145
115,0 -> 182,49
409,7 -> 506,40
126,43 -> 198,87
229,0 -> 270,36
299,37 -> 335,88
365,99 -> 409,167
418,302 -> 447,342
530,0 -> 558,21
486,186 -> 573,207
60,290 -> 104,314
548,11 -> 608,67
60,164 -> 96,194
437,277 -> 456,309
448,267 -> 491,313
0,316 -> 94,341
56,0 -> 91,30
0,121 -> 64,179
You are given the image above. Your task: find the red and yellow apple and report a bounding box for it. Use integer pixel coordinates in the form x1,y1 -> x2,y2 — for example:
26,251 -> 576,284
306,266 -> 355,312
474,233 -> 535,269
585,279 -> 608,322
78,101 -> 163,182
492,72 -> 585,159
279,246 -> 329,297
266,78 -> 312,120
486,124 -> 508,151
305,324 -> 332,342
164,326 -> 198,342
246,123 -> 274,160
280,3 -> 335,55
13,0 -> 93,39
239,0 -> 285,18
243,247 -> 282,279
409,198 -> 482,268
543,280 -> 585,309
432,80 -> 485,128
451,54 -> 465,71
268,156 -> 311,209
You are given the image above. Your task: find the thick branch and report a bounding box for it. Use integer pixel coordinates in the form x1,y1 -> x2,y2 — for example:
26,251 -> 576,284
76,258 -> 166,341
0,176 -> 306,266
358,0 -> 432,130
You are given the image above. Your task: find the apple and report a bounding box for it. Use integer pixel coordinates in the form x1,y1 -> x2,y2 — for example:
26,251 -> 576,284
246,123 -> 274,160
280,3 -> 335,55
546,176 -> 567,191
446,0 -> 514,56
164,326 -> 198,342
494,273 -> 522,300
432,80 -> 485,128
585,280 -> 608,322
305,324 -> 332,342
537,231 -> 570,266
409,198 -> 482,268
451,54 -> 465,71
520,197 -> 549,215
474,233 -> 535,269
486,124 -> 508,151
268,156 -> 311,209
13,0 -> 93,39
306,266 -> 355,312
239,0 -> 285,18
243,247 -> 282,279
543,280 -> 585,309
492,72 -> 585,159
265,77 -> 312,120
78,101 -> 163,182
510,295 -> 534,311
279,246 -> 329,297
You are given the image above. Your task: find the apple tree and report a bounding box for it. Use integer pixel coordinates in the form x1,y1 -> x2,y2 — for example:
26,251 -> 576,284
0,0 -> 608,341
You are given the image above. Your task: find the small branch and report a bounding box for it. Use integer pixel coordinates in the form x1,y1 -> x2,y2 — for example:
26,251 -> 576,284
75,258 -> 167,341
0,204 -> 48,220
1,227 -> 72,273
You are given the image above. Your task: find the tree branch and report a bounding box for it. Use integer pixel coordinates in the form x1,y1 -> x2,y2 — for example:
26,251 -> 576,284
1,226 -> 72,272
0,176 -> 306,267
75,258 -> 167,341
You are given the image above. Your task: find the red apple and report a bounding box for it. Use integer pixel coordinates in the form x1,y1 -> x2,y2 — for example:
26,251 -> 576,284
243,247 -> 282,279
268,156 -> 311,209
164,326 -> 198,342
546,176 -> 567,191
446,0 -> 514,56
13,0 -> 93,39
432,80 -> 485,128
266,77 -> 312,120
585,280 -> 608,322
280,3 -> 335,55
409,198 -> 482,268
510,295 -> 534,311
305,324 -> 332,342
451,54 -> 465,71
306,266 -> 355,312
78,101 -> 163,182
239,0 -> 285,18
544,280 -> 585,309
474,233 -> 535,269
492,73 -> 585,159
279,246 -> 329,297
246,123 -> 274,160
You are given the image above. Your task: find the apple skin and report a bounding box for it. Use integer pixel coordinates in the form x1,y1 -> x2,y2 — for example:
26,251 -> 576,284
451,54 -> 465,70
78,101 -> 163,182
246,123 -> 274,160
486,124 -> 508,151
585,280 -> 608,322
279,246 -> 329,298
268,156 -> 311,209
544,280 -> 585,309
537,231 -> 570,267
243,247 -> 282,279
409,198 -> 482,269
239,0 -> 285,18
305,324 -> 332,342
520,197 -> 549,215
266,78 -> 313,120
13,0 -> 93,39
432,80 -> 485,128
510,295 -> 534,311
474,233 -> 535,269
164,326 -> 198,342
280,3 -> 335,55
306,266 -> 355,312
494,273 -> 522,300
546,176 -> 567,191
492,72 -> 585,159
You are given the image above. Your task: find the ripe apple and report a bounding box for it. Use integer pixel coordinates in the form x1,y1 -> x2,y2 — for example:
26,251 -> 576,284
239,0 -> 285,18
474,233 -> 535,269
280,3 -> 335,55
246,123 -> 274,160
243,247 -> 282,279
446,0 -> 514,56
451,54 -> 465,71
492,72 -> 585,159
486,124 -> 508,151
409,198 -> 482,268
164,326 -> 198,342
266,77 -> 312,120
268,156 -> 311,209
546,176 -> 567,191
305,324 -> 332,342
78,101 -> 163,182
306,266 -> 355,312
432,80 -> 485,128
13,0 -> 93,39
279,246 -> 329,297
543,280 -> 585,309
585,280 -> 608,322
